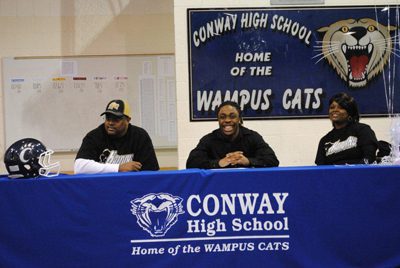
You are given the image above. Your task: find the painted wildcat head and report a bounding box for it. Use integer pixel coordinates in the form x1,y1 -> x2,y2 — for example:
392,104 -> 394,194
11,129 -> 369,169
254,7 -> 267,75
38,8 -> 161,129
131,193 -> 184,237
316,18 -> 396,88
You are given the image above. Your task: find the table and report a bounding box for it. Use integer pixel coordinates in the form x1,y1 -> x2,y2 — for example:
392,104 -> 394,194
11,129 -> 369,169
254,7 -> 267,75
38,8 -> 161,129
0,165 -> 399,267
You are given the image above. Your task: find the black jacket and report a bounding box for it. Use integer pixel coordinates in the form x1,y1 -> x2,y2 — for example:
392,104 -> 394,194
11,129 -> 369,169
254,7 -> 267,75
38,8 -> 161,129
186,126 -> 279,169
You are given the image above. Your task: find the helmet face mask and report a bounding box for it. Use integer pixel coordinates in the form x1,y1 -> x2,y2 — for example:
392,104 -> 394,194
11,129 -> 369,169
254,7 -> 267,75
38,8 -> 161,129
4,138 -> 60,179
38,150 -> 60,177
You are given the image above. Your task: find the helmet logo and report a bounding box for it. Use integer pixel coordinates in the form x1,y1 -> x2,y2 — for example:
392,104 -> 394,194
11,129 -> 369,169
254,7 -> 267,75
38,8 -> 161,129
131,193 -> 184,237
19,148 -> 32,163
108,102 -> 120,111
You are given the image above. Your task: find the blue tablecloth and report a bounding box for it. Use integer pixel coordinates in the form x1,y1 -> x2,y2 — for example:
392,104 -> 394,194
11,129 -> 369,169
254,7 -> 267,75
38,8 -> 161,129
0,165 -> 399,267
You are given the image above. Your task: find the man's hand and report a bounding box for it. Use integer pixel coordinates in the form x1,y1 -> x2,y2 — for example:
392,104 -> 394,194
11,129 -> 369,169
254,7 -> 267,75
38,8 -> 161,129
218,151 -> 250,167
119,161 -> 142,172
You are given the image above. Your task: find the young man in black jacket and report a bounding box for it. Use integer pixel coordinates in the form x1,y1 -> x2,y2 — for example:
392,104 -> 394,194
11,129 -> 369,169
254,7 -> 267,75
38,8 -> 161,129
186,101 -> 279,169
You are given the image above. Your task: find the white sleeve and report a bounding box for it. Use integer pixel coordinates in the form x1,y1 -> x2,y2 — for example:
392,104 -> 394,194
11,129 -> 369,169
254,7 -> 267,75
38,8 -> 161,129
74,158 -> 119,174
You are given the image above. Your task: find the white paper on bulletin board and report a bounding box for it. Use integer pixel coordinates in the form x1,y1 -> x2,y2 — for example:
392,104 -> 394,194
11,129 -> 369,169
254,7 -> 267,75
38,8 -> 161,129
2,55 -> 176,151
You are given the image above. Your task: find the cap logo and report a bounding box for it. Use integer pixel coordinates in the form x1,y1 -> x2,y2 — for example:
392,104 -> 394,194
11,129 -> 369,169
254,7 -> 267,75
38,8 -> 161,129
108,102 -> 120,111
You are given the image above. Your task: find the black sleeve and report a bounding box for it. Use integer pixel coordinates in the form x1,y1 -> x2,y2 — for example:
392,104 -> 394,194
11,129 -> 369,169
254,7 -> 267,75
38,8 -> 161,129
134,130 -> 160,171
357,124 -> 379,164
186,136 -> 219,169
246,132 -> 279,167
315,138 -> 326,165
75,133 -> 100,161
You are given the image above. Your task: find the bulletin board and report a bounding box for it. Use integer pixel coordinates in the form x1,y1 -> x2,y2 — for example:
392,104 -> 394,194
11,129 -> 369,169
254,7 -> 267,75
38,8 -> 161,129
2,55 -> 177,151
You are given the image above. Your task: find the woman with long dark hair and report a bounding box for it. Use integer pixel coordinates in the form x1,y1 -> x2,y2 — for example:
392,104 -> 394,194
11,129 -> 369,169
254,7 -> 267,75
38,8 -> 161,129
315,92 -> 379,165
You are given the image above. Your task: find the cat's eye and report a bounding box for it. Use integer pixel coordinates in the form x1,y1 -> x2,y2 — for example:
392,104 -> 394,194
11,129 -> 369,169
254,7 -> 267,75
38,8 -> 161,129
367,25 -> 376,32
341,26 -> 349,33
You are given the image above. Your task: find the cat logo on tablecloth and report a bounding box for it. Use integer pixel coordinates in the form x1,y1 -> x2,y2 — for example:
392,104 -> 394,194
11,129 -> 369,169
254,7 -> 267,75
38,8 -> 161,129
316,18 -> 397,88
131,193 -> 185,237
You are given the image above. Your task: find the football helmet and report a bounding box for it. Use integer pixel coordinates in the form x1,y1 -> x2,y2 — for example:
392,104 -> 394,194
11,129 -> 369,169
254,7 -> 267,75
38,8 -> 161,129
4,138 -> 60,179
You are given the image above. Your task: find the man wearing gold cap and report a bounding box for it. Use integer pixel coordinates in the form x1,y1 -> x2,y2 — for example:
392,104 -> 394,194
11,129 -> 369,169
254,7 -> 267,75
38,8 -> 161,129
74,99 -> 159,174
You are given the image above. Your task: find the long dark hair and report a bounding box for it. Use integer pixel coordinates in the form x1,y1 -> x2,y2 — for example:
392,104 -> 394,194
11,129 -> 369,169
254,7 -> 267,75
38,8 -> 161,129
329,92 -> 360,123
